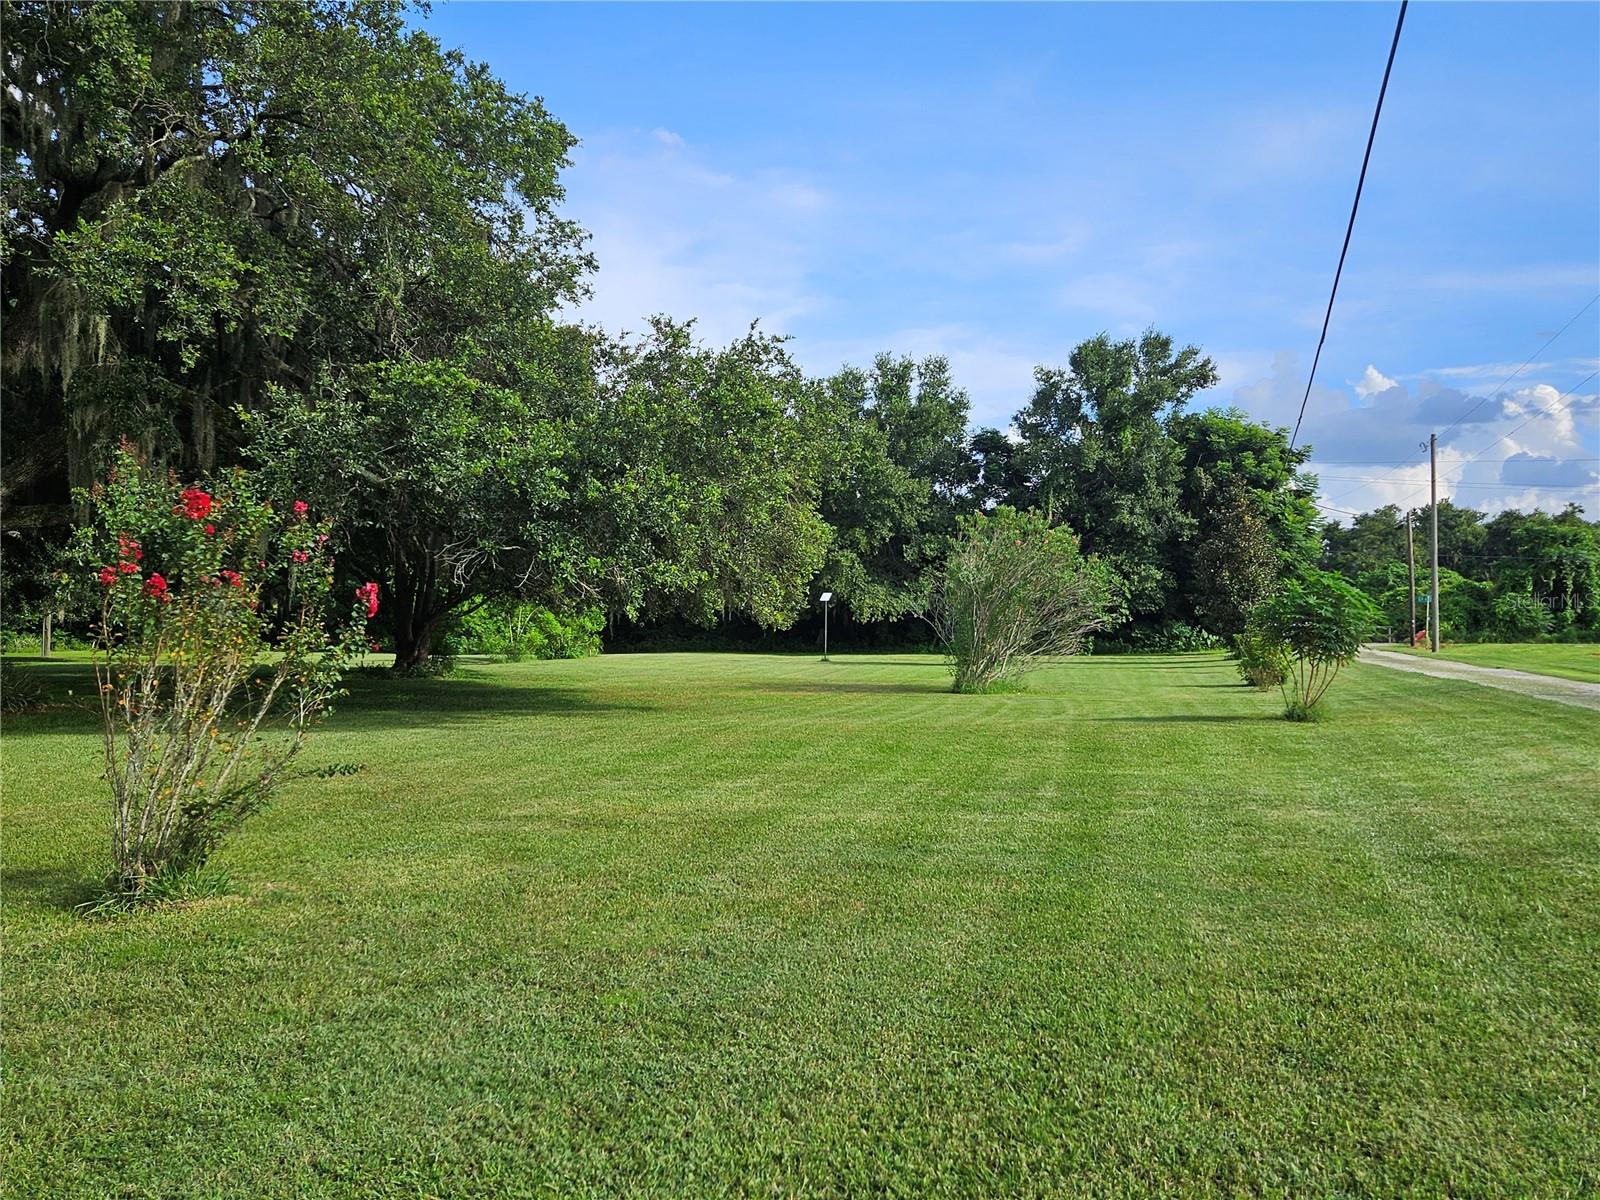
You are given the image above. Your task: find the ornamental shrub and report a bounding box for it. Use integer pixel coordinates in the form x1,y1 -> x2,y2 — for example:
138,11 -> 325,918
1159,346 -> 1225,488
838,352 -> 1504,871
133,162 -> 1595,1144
72,446 -> 374,904
1251,569 -> 1379,719
1232,624 -> 1291,691
1,659 -> 47,713
936,506 -> 1118,694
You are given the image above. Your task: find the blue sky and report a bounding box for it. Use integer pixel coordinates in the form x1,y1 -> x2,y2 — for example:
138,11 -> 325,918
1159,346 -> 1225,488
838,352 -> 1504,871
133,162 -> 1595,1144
420,1 -> 1600,519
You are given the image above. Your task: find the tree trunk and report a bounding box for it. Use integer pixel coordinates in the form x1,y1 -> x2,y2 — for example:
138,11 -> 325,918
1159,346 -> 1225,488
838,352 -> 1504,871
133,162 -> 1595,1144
391,620 -> 437,672
388,534 -> 442,671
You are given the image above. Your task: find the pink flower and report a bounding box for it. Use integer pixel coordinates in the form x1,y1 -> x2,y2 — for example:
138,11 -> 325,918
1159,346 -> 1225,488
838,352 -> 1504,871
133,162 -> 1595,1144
177,488 -> 212,520
118,560 -> 139,575
290,549 -> 310,564
143,573 -> 170,603
116,535 -> 142,562
97,566 -> 117,587
355,581 -> 379,619
204,523 -> 216,536
219,569 -> 243,588
292,500 -> 309,518
369,640 -> 382,653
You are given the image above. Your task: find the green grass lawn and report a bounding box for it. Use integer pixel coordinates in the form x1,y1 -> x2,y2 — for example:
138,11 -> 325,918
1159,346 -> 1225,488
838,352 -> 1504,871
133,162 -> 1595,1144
1385,641 -> 1600,684
4,651 -> 1598,1198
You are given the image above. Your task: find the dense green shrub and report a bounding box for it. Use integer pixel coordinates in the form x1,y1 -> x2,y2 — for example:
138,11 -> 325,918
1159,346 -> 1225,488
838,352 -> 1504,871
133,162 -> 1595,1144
1252,570 -> 1379,720
1099,621 -> 1225,654
2,625 -> 92,654
452,601 -> 603,661
1232,626 -> 1291,690
936,507 -> 1118,694
1,660 -> 47,713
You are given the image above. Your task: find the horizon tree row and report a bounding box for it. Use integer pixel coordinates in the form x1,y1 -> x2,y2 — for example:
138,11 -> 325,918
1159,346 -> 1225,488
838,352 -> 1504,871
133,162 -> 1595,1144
5,0 -> 1589,670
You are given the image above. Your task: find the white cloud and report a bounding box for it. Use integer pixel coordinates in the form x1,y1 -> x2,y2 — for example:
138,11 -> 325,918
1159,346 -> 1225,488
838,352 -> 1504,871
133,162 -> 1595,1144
1231,353 -> 1598,521
1352,364 -> 1398,400
558,132 -> 832,344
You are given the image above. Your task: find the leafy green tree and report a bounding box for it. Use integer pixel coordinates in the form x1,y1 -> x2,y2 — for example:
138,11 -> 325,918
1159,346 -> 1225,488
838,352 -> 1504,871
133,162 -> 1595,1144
581,319 -> 833,632
1190,483 -> 1281,636
1173,407 -> 1320,573
1014,330 -> 1218,616
3,0 -> 590,521
252,319 -> 834,670
1417,500 -> 1488,575
1253,570 -> 1380,719
813,354 -> 971,621
1322,506 -> 1409,586
247,354 -> 583,670
1502,510 -> 1599,628
967,427 -> 1030,511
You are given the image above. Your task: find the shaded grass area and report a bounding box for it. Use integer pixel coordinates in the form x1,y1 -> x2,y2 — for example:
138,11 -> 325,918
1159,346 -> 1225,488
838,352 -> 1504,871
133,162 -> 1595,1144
4,652 -> 1598,1197
1385,640 -> 1600,684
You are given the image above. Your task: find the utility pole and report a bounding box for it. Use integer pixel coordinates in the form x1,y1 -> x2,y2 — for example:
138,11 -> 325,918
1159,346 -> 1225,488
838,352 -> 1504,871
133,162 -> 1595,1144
1405,509 -> 1416,645
1429,432 -> 1440,652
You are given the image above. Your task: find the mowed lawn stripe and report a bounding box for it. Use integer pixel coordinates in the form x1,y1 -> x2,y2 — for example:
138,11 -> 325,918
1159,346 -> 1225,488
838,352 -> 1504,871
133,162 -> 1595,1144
3,651 -> 1596,1197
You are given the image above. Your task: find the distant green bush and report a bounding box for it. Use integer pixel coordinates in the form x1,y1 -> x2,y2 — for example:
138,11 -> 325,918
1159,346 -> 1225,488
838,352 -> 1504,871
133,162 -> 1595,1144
1,626 -> 91,654
1232,626 -> 1291,690
1,660 -> 47,713
1492,591 -> 1552,640
451,601 -> 603,662
1139,622 -> 1223,653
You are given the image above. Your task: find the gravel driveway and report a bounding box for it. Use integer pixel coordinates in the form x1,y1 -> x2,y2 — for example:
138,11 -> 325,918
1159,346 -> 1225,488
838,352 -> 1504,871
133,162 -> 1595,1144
1359,645 -> 1600,712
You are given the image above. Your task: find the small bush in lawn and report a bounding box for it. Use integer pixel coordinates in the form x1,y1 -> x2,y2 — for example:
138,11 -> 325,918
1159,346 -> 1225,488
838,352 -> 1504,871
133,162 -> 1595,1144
1282,699 -> 1331,723
1252,569 -> 1378,720
72,446 -> 374,907
936,506 -> 1119,694
1232,625 -> 1291,691
2,659 -> 48,713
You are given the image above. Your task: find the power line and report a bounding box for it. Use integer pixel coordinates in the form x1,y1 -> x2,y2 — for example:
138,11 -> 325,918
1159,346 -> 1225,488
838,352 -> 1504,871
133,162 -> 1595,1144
1317,474 -> 1596,490
1433,293 -> 1599,440
1313,501 -> 1366,518
1323,370 -> 1600,515
1306,457 -> 1599,465
1289,0 -> 1408,451
1313,371 -> 1600,512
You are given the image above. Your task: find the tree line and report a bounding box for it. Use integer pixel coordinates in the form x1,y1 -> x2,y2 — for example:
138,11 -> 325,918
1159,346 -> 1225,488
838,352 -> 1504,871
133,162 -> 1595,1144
4,1 -> 1592,668
1323,502 -> 1599,642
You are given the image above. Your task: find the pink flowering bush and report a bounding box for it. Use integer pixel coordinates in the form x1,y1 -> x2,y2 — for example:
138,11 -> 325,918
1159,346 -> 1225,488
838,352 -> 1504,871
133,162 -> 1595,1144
73,446 -> 374,903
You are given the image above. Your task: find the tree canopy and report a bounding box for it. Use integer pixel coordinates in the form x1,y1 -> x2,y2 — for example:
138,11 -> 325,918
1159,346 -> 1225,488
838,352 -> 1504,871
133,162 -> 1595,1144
9,3 -> 1589,665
